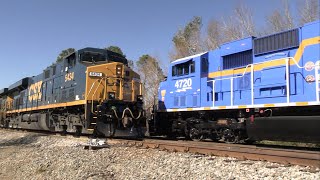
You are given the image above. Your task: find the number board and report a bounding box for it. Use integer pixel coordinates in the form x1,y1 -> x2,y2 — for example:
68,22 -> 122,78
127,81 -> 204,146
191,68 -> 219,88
89,72 -> 103,77
175,78 -> 192,92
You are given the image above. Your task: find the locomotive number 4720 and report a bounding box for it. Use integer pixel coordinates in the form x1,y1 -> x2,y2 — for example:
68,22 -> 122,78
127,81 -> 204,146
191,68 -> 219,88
175,78 -> 192,91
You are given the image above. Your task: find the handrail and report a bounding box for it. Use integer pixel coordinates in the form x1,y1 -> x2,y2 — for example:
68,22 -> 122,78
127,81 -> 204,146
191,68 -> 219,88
86,79 -> 101,99
207,56 -> 320,107
91,78 -> 104,113
208,57 -> 320,82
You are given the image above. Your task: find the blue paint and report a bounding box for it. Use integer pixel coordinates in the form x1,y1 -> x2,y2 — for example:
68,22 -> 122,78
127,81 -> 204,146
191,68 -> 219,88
159,21 -> 320,110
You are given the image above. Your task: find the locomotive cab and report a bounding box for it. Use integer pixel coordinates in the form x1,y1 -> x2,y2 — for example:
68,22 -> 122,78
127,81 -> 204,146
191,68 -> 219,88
80,48 -> 144,137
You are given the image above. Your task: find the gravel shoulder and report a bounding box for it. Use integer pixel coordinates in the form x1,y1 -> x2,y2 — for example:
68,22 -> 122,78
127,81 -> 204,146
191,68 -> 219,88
0,129 -> 319,180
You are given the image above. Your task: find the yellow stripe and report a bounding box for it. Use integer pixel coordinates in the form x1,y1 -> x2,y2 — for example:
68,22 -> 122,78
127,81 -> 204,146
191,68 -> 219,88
295,102 -> 309,106
218,106 -> 226,109
6,100 -> 86,114
187,108 -> 193,111
204,107 -> 211,110
209,36 -> 320,78
172,109 -> 178,112
264,104 -> 275,107
238,105 -> 247,108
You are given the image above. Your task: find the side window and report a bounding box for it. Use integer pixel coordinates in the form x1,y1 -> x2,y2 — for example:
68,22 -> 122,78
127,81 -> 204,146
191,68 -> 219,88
201,57 -> 208,73
65,53 -> 76,70
172,60 -> 195,77
44,69 -> 50,79
172,66 -> 176,76
184,63 -> 189,75
177,65 -> 183,76
52,65 -> 56,76
190,61 -> 195,73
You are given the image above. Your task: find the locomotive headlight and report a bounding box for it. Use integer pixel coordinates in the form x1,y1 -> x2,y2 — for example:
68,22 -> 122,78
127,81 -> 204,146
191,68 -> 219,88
116,65 -> 122,76
108,92 -> 115,100
137,95 -> 143,102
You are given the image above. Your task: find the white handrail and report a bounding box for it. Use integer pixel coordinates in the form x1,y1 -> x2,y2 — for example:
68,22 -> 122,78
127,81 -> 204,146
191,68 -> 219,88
251,65 -> 254,105
285,59 -> 290,103
315,62 -> 319,102
207,56 -> 320,107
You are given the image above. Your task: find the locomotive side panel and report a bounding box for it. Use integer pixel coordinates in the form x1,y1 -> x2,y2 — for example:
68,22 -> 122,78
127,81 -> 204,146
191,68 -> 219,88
154,21 -> 320,143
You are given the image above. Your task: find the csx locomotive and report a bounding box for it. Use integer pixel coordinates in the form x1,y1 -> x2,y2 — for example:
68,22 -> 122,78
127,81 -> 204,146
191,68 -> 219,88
150,20 -> 320,143
0,48 -> 144,137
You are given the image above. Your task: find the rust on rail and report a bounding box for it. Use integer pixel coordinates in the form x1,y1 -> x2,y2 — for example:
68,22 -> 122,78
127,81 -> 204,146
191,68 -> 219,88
108,139 -> 320,168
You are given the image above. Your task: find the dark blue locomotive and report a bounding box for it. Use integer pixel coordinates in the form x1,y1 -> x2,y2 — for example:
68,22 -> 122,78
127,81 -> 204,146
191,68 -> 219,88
150,21 -> 320,143
0,48 -> 145,137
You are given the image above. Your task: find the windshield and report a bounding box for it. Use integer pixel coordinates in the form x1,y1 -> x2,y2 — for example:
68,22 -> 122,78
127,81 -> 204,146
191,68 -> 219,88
80,52 -> 106,63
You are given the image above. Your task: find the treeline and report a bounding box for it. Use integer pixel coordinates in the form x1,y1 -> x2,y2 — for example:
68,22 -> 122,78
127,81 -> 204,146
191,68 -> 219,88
171,0 -> 319,60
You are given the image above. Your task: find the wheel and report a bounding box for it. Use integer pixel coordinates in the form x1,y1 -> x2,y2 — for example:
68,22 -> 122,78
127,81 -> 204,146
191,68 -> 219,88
74,126 -> 82,137
189,127 -> 203,141
222,128 -> 239,144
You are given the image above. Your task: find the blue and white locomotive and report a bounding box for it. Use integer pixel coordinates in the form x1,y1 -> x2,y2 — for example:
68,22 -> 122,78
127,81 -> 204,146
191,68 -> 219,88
150,20 -> 320,143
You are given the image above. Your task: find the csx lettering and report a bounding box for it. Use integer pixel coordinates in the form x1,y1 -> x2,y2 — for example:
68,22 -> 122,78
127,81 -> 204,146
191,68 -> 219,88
65,72 -> 74,82
28,81 -> 43,102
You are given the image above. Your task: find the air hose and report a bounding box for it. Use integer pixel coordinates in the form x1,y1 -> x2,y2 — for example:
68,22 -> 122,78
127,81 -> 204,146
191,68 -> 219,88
111,107 -> 142,120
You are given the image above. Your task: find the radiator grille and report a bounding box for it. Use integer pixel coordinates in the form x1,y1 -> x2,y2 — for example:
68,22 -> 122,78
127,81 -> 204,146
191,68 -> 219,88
254,28 -> 299,55
223,50 -> 253,70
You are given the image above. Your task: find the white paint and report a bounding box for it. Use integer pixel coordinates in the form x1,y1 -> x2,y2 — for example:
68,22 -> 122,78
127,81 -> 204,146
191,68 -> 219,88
171,52 -> 207,64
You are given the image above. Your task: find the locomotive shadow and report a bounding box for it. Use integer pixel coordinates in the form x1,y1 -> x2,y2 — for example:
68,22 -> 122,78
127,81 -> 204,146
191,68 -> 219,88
0,134 -> 47,147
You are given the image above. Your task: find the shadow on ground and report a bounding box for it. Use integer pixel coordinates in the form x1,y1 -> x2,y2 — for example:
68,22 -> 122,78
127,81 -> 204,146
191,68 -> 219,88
0,134 -> 47,147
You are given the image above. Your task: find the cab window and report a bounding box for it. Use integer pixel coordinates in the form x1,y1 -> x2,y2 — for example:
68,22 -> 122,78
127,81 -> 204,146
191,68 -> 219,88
80,52 -> 106,63
172,60 -> 195,77
66,53 -> 76,70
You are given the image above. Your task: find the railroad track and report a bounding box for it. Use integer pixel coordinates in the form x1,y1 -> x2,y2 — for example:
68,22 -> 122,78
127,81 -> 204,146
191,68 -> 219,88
107,139 -> 320,168
1,128 -> 319,167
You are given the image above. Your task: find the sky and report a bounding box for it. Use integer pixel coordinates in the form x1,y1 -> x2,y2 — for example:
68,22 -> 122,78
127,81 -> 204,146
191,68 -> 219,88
0,0 -> 303,88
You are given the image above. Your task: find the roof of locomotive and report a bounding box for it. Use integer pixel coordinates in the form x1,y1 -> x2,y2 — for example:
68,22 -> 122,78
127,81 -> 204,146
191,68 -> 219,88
171,52 -> 207,64
64,47 -> 128,65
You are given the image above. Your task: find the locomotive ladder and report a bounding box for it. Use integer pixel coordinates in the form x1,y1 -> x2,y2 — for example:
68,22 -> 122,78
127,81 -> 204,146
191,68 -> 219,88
86,78 -> 105,133
87,110 -> 99,132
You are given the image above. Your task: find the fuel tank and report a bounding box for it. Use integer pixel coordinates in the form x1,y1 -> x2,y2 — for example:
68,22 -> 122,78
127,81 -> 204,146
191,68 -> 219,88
246,116 -> 320,143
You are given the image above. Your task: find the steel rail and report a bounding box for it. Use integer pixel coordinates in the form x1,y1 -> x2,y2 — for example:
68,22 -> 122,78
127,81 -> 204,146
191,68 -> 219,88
107,139 -> 320,168
1,128 -> 319,167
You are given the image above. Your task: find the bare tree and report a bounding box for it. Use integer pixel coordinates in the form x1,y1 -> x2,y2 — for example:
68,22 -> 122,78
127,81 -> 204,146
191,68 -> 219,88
205,19 -> 222,51
136,55 -> 165,110
283,0 -> 294,29
234,4 -> 256,37
299,0 -> 320,25
171,16 -> 203,61
267,10 -> 287,33
221,17 -> 243,42
267,0 -> 295,33
223,3 -> 256,40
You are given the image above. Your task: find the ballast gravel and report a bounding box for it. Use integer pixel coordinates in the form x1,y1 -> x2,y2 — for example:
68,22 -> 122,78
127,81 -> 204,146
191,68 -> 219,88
0,130 -> 319,180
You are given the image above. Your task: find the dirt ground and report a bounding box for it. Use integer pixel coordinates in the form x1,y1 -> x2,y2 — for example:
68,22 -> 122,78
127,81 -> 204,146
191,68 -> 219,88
0,129 -> 319,180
